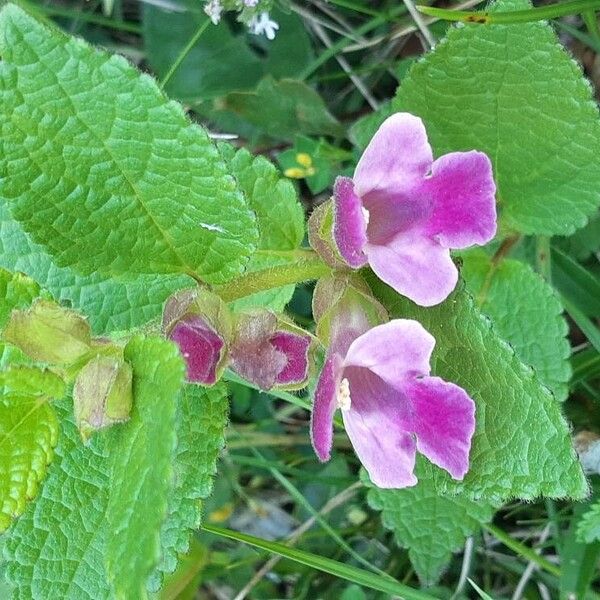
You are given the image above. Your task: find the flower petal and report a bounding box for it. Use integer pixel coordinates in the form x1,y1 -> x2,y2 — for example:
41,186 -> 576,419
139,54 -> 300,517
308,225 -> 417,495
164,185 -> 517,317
310,354 -> 343,462
353,113 -> 433,200
365,232 -> 458,307
422,151 -> 497,249
342,366 -> 417,488
333,177 -> 368,268
403,377 -> 476,480
169,317 -> 224,385
271,331 -> 311,385
343,319 -> 434,384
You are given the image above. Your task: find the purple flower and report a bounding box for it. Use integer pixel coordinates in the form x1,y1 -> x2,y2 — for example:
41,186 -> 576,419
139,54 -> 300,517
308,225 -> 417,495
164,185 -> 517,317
231,311 -> 312,390
310,319 -> 475,488
169,315 -> 225,385
334,113 -> 497,307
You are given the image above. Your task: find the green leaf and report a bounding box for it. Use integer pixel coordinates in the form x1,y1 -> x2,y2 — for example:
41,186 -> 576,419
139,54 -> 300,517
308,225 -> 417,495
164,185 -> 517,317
143,2 -> 313,103
219,144 -> 305,311
3,336 -> 185,599
0,4 -> 258,282
577,501 -> 600,543
0,203 -> 190,334
461,252 -> 571,400
149,383 -> 228,591
0,394 -> 59,533
372,279 -> 587,500
393,0 -> 600,235
220,77 -> 343,142
556,212 -> 600,260
366,470 -> 500,585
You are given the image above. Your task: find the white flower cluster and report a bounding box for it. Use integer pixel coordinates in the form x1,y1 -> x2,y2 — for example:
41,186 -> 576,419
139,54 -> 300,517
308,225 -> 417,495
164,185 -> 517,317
203,0 -> 279,40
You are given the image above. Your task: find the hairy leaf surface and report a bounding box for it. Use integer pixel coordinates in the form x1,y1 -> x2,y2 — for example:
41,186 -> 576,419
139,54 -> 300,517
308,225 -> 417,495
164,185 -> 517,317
461,252 -> 571,400
0,4 -> 258,282
394,0 -> 600,235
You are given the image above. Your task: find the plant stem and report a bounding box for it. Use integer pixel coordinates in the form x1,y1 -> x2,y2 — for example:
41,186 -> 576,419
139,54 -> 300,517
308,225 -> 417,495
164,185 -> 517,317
418,0 -> 600,24
215,251 -> 331,302
160,18 -> 211,89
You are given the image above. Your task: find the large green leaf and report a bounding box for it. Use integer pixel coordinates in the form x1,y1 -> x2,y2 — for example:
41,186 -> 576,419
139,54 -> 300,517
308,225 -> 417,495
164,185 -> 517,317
3,336 -> 185,599
219,144 -> 305,311
149,383 -> 228,591
366,471 -> 500,585
0,4 -> 258,282
461,252 -> 571,400
0,203 -> 189,334
0,394 -> 58,533
143,1 -> 313,102
393,0 -> 600,235
372,279 -> 587,500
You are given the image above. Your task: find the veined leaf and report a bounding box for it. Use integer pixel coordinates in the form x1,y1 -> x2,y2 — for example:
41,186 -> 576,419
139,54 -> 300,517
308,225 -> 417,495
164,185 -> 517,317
366,470 -> 500,585
394,0 -> 600,235
372,279 -> 587,500
0,4 -> 258,282
0,203 -> 190,334
149,383 -> 228,591
461,251 -> 571,400
3,336 -> 185,599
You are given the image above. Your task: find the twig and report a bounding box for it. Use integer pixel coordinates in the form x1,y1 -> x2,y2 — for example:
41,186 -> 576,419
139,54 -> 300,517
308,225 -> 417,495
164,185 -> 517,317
402,0 -> 436,48
232,482 -> 362,600
452,537 -> 474,599
512,525 -> 552,600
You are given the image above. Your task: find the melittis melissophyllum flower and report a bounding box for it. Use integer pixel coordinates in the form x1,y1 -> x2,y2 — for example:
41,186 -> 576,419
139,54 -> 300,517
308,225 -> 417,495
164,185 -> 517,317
310,274 -> 476,488
312,112 -> 497,307
230,310 -> 313,391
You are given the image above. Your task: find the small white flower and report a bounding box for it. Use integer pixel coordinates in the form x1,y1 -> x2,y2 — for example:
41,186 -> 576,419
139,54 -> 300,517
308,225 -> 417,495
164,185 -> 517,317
243,0 -> 259,6
204,0 -> 223,25
248,12 -> 279,40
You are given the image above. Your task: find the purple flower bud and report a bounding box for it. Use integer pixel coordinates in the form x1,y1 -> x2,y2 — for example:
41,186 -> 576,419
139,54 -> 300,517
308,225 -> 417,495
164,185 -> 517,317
169,315 -> 225,385
231,311 -> 312,390
162,288 -> 231,385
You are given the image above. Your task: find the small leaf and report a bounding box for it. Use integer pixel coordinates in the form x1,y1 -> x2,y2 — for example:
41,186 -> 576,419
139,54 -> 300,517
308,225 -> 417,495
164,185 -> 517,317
0,394 -> 59,533
461,252 -> 571,400
148,383 -> 228,590
372,278 -> 587,500
366,469 -> 500,584
0,365 -> 65,399
0,4 -> 258,282
0,268 -> 42,330
394,0 -> 600,235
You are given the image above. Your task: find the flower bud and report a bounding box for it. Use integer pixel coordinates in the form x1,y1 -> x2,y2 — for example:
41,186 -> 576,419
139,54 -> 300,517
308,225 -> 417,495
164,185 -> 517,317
231,310 -> 312,391
162,288 -> 231,385
313,272 -> 387,354
2,299 -> 91,365
73,355 -> 133,441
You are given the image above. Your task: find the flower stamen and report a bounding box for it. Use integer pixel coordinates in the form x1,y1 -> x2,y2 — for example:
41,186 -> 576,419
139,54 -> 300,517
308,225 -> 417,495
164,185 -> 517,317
337,377 -> 352,411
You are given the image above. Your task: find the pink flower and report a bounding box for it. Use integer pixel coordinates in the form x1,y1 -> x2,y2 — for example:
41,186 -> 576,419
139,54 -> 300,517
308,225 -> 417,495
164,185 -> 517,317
334,113 -> 497,307
310,319 -> 476,488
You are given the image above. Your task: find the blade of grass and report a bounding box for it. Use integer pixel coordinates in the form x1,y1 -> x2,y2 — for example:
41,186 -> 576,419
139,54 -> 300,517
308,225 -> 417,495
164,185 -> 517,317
202,524 -> 436,599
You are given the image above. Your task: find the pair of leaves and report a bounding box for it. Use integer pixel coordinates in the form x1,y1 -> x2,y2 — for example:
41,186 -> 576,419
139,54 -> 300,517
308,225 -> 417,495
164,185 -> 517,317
2,336 -> 229,598
0,3 -> 258,287
392,0 -> 600,236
